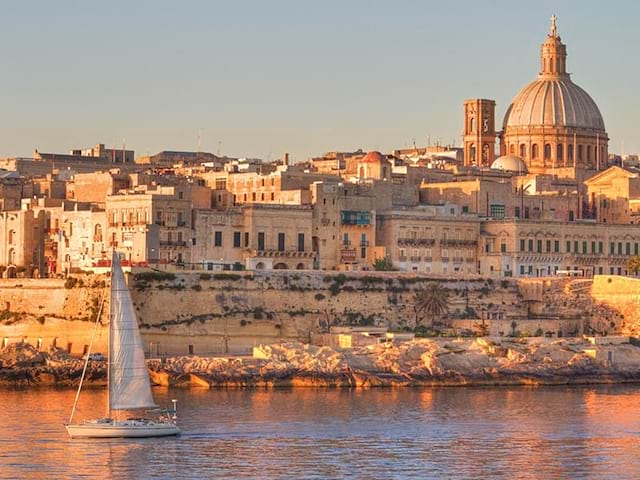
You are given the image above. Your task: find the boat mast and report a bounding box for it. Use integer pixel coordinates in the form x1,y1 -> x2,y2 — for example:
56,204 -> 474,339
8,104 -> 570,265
107,253 -> 114,419
68,289 -> 106,424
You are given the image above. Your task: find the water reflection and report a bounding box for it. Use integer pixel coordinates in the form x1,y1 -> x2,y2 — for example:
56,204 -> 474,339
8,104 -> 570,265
1,386 -> 640,479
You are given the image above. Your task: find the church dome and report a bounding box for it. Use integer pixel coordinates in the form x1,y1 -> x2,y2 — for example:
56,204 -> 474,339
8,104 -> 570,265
503,15 -> 605,133
360,151 -> 387,164
503,78 -> 605,131
491,155 -> 528,174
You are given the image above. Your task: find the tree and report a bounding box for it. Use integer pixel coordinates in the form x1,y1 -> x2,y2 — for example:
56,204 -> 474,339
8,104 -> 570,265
626,256 -> 640,276
413,282 -> 450,326
372,257 -> 396,271
510,320 -> 518,337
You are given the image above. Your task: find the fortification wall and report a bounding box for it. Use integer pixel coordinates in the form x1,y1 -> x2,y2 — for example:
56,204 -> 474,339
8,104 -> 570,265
0,272 -> 624,355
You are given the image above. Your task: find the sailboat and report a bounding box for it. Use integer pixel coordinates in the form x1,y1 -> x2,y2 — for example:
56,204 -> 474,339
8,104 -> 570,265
65,252 -> 180,438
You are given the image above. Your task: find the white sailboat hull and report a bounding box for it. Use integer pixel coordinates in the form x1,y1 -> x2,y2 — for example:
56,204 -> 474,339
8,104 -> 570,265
66,420 -> 180,438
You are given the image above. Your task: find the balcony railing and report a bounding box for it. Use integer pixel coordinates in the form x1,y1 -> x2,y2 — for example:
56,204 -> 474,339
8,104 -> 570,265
410,256 -> 421,262
397,238 -> 436,247
160,240 -> 187,247
440,239 -> 478,247
398,256 -> 408,262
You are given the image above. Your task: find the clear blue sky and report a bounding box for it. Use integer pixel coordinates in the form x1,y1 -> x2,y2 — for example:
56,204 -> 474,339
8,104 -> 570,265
0,0 -> 638,161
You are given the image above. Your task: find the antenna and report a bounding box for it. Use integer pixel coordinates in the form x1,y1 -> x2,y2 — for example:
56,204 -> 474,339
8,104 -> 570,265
217,141 -> 222,156
197,129 -> 202,154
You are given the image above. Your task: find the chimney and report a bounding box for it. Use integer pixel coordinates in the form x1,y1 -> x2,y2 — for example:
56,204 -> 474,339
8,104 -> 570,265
284,152 -> 289,166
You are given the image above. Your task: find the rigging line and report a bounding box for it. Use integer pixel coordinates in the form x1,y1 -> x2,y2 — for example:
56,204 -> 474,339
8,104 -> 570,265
68,288 -> 107,424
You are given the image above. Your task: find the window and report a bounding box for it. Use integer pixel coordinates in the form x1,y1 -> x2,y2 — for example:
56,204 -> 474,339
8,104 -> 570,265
626,243 -> 631,255
515,206 -> 520,218
520,265 -> 525,275
582,241 -> 587,254
258,232 -> 265,250
490,204 -> 505,219
537,240 -> 542,253
569,211 -> 574,221
298,233 -> 305,252
610,242 -> 615,255
361,233 -> 367,247
591,241 -> 596,254
214,231 -> 222,247
244,232 -> 249,247
635,243 -> 639,255
233,231 -> 241,248
557,144 -> 564,161
278,233 -> 285,252
599,242 -> 603,254
618,242 -> 623,255
544,143 -> 551,159
501,243 -> 506,253
532,144 -> 539,159
528,239 -> 534,252
520,239 -> 525,252
524,207 -> 530,219
554,241 -> 559,253
546,240 -> 551,252
343,233 -> 349,246
566,241 -> 571,253
574,241 -> 578,253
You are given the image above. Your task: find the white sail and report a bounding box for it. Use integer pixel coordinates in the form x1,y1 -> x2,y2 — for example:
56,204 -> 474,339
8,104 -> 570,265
109,253 -> 156,411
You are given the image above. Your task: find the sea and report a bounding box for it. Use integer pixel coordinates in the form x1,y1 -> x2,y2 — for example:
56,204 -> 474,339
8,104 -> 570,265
1,385 -> 640,479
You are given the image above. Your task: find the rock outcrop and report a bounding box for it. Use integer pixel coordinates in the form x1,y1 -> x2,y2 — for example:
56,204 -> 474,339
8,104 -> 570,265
3,338 -> 640,388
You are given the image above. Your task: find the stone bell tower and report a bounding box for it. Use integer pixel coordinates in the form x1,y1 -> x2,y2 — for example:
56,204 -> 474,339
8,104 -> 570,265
463,99 -> 496,167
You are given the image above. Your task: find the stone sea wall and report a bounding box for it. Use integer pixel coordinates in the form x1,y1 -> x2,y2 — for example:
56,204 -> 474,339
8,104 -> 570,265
0,272 -> 632,356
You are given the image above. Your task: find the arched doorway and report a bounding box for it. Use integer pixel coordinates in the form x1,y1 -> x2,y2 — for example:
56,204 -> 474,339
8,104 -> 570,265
296,263 -> 305,270
273,262 -> 289,270
255,262 -> 265,270
6,265 -> 16,278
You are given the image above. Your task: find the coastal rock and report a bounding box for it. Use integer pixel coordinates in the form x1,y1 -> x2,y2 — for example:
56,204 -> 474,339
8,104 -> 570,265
0,342 -> 45,368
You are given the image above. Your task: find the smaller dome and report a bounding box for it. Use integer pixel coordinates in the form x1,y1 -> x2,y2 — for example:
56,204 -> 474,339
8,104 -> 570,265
360,151 -> 387,164
491,155 -> 528,174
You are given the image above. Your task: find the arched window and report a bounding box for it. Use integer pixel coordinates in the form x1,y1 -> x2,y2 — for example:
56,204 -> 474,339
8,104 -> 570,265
544,143 -> 551,160
578,145 -> 583,162
359,166 -> 365,178
520,144 -> 526,158
587,145 -> 592,164
568,144 -> 574,162
382,166 -> 388,179
469,117 -> 475,133
557,144 -> 564,161
531,144 -> 539,159
470,144 -> 476,163
509,144 -> 515,155
94,224 -> 102,242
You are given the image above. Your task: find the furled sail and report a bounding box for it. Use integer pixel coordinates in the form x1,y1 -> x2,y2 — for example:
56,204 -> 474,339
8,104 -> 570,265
109,253 -> 156,411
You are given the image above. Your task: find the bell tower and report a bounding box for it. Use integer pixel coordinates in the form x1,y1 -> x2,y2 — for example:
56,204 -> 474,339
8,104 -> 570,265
463,99 -> 496,167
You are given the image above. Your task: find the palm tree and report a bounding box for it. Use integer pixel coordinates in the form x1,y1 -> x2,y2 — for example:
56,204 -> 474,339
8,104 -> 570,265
626,256 -> 640,276
413,282 -> 450,326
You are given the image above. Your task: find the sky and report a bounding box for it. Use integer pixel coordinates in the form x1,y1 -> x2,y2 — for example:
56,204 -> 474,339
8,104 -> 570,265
0,0 -> 638,162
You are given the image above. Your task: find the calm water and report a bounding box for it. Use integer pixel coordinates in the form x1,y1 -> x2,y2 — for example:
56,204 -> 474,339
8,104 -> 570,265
1,385 -> 640,479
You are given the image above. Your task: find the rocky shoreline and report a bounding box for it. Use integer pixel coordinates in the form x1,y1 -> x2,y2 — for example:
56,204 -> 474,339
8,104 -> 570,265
3,338 -> 640,388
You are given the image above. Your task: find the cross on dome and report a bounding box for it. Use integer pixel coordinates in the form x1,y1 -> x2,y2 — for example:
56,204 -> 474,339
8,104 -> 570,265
550,14 -> 558,36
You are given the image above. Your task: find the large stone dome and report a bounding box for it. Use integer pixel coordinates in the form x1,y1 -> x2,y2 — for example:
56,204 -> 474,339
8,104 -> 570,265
503,78 -> 605,131
500,16 -> 608,172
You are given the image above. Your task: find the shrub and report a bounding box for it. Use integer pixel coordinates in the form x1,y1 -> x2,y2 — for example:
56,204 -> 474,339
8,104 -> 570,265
240,319 -> 247,327
213,273 -> 242,281
199,273 -> 211,281
64,277 -> 78,289
314,293 -> 326,301
133,271 -> 176,282
191,284 -> 202,291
